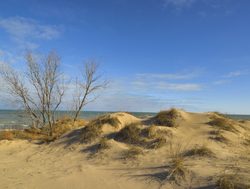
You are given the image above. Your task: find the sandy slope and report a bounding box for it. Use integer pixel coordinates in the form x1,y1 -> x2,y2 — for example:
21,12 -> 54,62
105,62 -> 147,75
0,139 -> 153,189
1,111 -> 250,189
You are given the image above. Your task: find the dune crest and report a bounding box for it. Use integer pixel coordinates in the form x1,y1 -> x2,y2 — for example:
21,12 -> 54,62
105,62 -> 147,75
1,109 -> 250,188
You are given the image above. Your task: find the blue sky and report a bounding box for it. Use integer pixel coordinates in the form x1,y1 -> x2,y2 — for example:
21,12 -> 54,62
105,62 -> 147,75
0,0 -> 250,114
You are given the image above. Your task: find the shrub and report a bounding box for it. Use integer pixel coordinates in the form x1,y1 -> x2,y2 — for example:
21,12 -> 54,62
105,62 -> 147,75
153,108 -> 180,127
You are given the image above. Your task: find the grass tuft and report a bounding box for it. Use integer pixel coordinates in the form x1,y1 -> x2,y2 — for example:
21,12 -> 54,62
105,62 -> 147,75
89,114 -> 121,129
122,146 -> 143,160
167,156 -> 187,182
216,174 -> 250,189
96,137 -> 110,151
0,131 -> 14,140
115,123 -> 143,145
153,108 -> 180,127
184,145 -> 214,157
210,129 -> 229,143
149,137 -> 167,149
80,124 -> 102,143
208,116 -> 237,132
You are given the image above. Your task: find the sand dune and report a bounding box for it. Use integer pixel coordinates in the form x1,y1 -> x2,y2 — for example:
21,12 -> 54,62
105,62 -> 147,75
1,110 -> 250,188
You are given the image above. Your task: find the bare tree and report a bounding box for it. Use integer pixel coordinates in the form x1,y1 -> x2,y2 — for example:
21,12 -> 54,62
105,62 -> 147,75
0,51 -> 65,136
73,60 -> 107,122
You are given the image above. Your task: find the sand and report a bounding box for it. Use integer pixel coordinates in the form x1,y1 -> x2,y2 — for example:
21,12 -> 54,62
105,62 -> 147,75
1,110 -> 250,189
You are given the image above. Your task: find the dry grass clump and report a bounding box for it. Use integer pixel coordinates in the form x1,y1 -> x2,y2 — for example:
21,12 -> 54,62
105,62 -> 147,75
149,137 -> 167,149
184,144 -> 214,157
46,117 -> 86,137
115,123 -> 168,149
122,146 -> 143,160
0,131 -> 15,140
208,116 -> 237,132
96,137 -> 110,151
216,174 -> 249,189
0,117 -> 86,143
80,114 -> 120,144
115,123 -> 143,145
89,114 -> 121,129
80,124 -> 102,143
145,125 -> 158,138
0,129 -> 51,141
144,125 -> 173,139
167,156 -> 188,182
210,129 -> 229,143
153,108 -> 180,127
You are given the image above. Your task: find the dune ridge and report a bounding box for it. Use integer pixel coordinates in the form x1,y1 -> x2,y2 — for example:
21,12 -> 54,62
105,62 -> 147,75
1,109 -> 250,189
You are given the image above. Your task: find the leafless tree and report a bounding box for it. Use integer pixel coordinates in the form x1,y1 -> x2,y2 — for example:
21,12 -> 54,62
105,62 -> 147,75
73,60 -> 107,122
0,51 -> 65,136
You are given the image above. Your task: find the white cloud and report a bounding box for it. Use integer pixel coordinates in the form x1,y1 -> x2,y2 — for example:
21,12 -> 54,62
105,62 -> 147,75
223,71 -> 248,78
0,17 -> 61,49
213,79 -> 230,85
164,0 -> 197,9
136,72 -> 198,80
133,72 -> 202,92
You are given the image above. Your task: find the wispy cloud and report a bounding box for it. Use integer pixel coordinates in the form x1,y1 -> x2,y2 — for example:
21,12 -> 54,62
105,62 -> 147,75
213,70 -> 249,85
223,70 -> 249,78
133,71 -> 202,91
136,71 -> 198,80
0,17 -> 62,49
163,0 -> 197,9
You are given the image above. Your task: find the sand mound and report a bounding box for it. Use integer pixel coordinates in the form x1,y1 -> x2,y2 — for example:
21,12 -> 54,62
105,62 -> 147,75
2,110 -> 250,189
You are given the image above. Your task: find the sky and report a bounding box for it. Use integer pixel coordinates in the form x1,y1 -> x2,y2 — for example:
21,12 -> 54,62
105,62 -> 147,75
0,0 -> 250,114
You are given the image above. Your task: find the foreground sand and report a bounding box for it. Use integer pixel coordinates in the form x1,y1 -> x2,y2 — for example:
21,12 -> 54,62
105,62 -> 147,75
1,110 -> 250,189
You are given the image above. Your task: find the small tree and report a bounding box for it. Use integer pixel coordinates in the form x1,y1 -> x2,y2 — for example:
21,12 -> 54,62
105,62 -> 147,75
73,60 -> 107,122
0,51 -> 65,136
